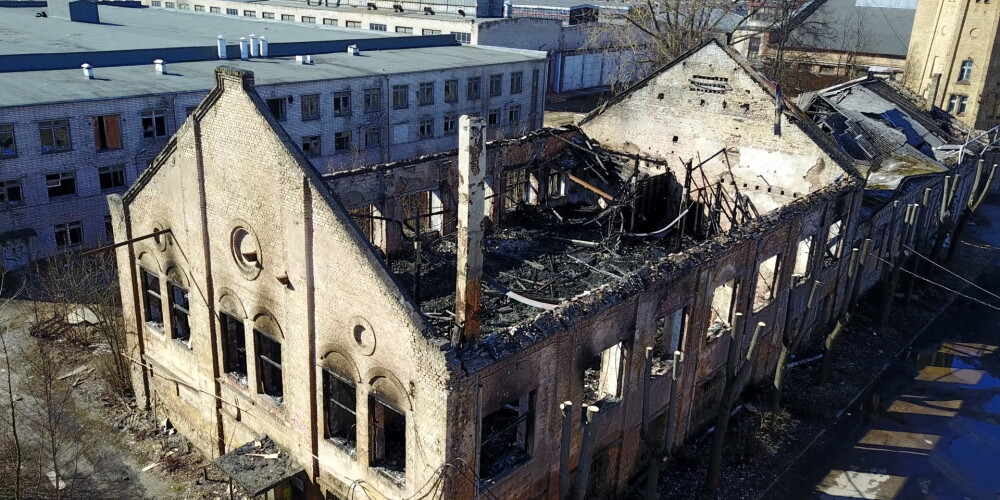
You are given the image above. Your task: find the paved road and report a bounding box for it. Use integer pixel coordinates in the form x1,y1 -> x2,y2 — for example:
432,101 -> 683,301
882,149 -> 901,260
781,236 -> 1000,499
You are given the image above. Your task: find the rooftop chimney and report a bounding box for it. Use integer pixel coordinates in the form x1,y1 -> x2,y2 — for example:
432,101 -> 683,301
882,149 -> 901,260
259,36 -> 268,57
249,34 -> 259,57
347,44 -> 360,56
239,37 -> 249,60
452,115 -> 487,349
81,63 -> 94,79
217,35 -> 226,59
154,59 -> 166,75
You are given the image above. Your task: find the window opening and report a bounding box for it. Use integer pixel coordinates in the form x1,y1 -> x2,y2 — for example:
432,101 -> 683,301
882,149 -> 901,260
265,98 -> 287,121
792,235 -> 813,282
467,77 -> 482,100
370,396 -> 406,478
220,312 -> 247,384
652,307 -> 686,376
333,91 -> 351,116
169,281 -> 190,341
301,94 -> 320,120
141,110 -> 168,138
39,119 -> 71,152
582,342 -> 625,405
364,88 -> 382,112
707,279 -> 737,339
824,219 -> 843,267
0,180 -> 23,207
46,172 -> 76,198
479,392 -> 534,479
0,124 -> 16,158
489,74 -> 503,96
302,135 -> 322,157
93,115 -> 122,151
392,85 -> 409,109
99,164 -> 126,190
753,254 -> 781,312
141,269 -> 163,328
256,329 -> 283,401
323,369 -> 357,450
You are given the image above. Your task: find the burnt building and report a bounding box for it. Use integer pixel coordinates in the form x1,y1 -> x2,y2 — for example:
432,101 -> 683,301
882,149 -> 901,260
110,40 -> 990,499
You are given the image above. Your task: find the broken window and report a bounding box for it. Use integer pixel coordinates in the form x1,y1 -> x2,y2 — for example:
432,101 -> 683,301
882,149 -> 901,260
256,329 -> 283,401
0,180 -> 23,207
418,82 -> 434,106
93,114 -> 122,151
0,124 -> 17,158
707,279 -> 737,339
302,136 -> 321,157
392,85 -> 409,109
141,269 -> 163,328
141,109 -> 168,138
322,369 -> 357,450
46,171 -> 76,198
364,127 -> 381,149
364,87 -> 381,113
334,131 -> 351,151
401,190 -> 441,236
444,79 -> 458,103
508,105 -> 522,124
489,74 -> 503,96
652,308 -> 686,376
488,109 -> 499,126
510,71 -> 523,94
369,396 -> 406,478
479,392 -> 534,479
333,91 -> 351,116
443,114 -> 457,135
753,254 -> 780,312
823,219 -> 844,267
54,221 -> 83,249
792,235 -> 813,282
467,77 -> 481,100
503,169 -> 530,211
39,119 -> 72,153
220,312 -> 247,384
99,164 -> 126,190
168,281 -> 190,342
301,94 -> 320,120
583,343 -> 625,405
418,119 -> 434,139
265,98 -> 287,121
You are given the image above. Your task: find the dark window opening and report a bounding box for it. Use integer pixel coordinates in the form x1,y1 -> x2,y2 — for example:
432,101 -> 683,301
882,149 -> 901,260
302,135 -> 321,157
323,370 -> 357,450
370,397 -> 406,478
141,269 -> 163,327
582,343 -> 624,406
0,124 -> 17,158
265,98 -> 287,121
169,282 -> 190,341
141,110 -> 168,138
707,279 -> 737,339
221,312 -> 247,384
333,91 -> 351,116
503,168 -> 529,211
467,77 -> 481,100
256,329 -> 283,400
93,114 -> 122,151
54,221 -> 83,249
652,308 -> 686,376
480,393 -> 534,479
301,94 -> 320,120
0,180 -> 23,207
99,164 -> 126,190
39,119 -> 71,153
46,172 -> 76,198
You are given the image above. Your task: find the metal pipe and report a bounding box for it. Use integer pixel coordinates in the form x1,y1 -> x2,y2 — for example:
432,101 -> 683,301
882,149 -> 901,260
559,401 -> 573,499
571,406 -> 599,500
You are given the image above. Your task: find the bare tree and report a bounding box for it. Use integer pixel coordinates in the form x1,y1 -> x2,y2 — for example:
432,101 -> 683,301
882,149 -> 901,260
0,320 -> 24,499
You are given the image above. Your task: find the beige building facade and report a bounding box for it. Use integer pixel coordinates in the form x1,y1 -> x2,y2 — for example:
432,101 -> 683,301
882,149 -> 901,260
904,0 -> 1000,130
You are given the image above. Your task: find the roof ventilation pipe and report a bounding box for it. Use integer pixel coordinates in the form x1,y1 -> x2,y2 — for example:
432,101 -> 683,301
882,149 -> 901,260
347,44 -> 360,56
239,37 -> 249,60
81,63 -> 94,79
249,34 -> 259,57
259,36 -> 268,57
503,0 -> 513,17
296,55 -> 314,64
217,35 -> 226,59
154,59 -> 166,75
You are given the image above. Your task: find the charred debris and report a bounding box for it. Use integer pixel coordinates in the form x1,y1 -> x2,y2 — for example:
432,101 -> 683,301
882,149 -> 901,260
387,131 -> 762,351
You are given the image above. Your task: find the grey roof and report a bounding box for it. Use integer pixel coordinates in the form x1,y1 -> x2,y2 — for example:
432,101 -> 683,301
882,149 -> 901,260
192,0 -> 482,20
0,3 -> 390,56
787,0 -> 914,57
0,44 -> 546,107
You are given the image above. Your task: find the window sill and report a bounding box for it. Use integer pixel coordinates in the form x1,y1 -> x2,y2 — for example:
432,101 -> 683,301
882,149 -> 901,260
101,187 -> 127,194
41,149 -> 73,155
955,80 -> 971,86
371,466 -> 406,487
302,117 -> 321,122
1,154 -> 18,160
96,148 -> 124,153
171,337 -> 192,349
144,321 -> 165,336
323,437 -> 358,458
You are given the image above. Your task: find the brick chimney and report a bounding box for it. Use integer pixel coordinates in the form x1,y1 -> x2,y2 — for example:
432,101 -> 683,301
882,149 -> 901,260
452,115 -> 486,348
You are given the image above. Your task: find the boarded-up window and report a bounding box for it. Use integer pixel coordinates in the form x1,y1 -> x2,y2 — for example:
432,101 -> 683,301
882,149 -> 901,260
93,114 -> 122,151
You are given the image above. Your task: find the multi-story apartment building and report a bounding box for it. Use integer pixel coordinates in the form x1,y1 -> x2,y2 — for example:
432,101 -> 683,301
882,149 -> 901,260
0,1 -> 546,265
136,0 -> 635,91
903,0 -> 1000,130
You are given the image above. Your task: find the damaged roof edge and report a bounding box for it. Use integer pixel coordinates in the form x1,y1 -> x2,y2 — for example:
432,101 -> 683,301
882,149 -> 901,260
460,175 -> 864,371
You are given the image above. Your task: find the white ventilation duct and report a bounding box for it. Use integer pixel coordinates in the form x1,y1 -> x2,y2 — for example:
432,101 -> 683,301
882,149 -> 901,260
249,34 -> 258,57
154,59 -> 166,74
259,36 -> 268,57
239,37 -> 249,60
296,55 -> 314,64
217,35 -> 226,59
347,44 -> 360,56
81,63 -> 94,79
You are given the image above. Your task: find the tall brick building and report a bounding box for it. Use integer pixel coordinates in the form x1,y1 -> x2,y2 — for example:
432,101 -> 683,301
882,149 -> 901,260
903,0 -> 1000,130
112,40 -> 988,499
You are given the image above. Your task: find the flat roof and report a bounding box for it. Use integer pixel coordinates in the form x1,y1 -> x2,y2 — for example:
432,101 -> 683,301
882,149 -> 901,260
0,4 -> 391,56
203,0 -> 481,21
0,45 -> 546,107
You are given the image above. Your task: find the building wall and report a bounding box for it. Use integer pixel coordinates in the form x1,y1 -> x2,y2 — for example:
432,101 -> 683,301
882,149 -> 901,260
904,0 -> 1000,129
112,68 -> 456,500
0,57 -> 545,262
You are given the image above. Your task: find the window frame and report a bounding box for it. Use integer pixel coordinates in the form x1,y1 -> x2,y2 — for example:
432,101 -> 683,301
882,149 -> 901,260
302,135 -> 322,157
334,131 -> 352,151
301,94 -> 321,121
140,109 -> 168,139
468,77 -> 482,100
140,268 -> 163,328
489,74 -> 503,97
333,91 -> 352,117
98,164 -> 127,191
510,71 -> 523,94
418,82 -> 435,106
0,179 -> 23,207
39,119 -> 72,153
364,87 -> 382,113
168,281 -> 190,342
220,312 -> 248,383
392,85 -> 410,109
46,171 -> 77,198
255,328 -> 283,400
0,124 -> 17,158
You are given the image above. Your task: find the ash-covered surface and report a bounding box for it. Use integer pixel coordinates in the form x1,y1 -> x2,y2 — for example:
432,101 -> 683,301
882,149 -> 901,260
214,436 -> 304,496
390,203 -> 683,339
